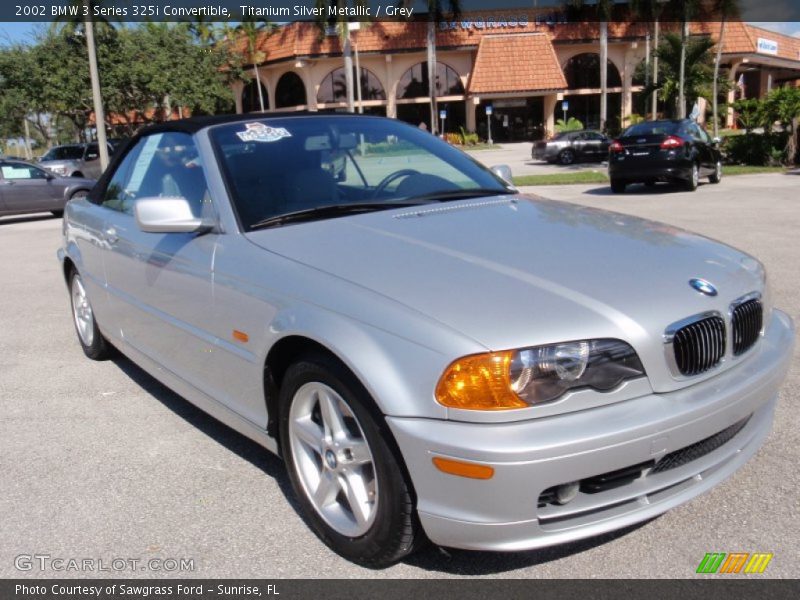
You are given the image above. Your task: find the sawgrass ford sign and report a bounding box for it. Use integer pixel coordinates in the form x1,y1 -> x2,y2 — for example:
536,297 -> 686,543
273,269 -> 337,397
757,37 -> 779,55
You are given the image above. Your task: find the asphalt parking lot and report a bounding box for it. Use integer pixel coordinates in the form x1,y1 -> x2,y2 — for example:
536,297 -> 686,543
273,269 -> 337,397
1,172 -> 798,579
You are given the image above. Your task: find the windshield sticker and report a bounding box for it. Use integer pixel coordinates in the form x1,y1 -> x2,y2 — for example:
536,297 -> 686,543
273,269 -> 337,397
237,122 -> 292,143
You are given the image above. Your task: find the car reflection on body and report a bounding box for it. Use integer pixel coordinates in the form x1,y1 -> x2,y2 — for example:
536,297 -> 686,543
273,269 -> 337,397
531,129 -> 610,165
58,114 -> 793,567
608,119 -> 723,193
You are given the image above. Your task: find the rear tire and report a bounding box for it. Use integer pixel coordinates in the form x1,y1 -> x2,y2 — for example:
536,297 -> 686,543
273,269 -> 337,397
69,269 -> 112,361
558,149 -> 575,165
709,161 -> 722,184
684,162 -> 699,191
610,179 -> 626,194
279,354 -> 422,568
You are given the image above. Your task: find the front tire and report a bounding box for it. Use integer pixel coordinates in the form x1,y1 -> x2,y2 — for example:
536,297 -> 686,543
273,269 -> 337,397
709,161 -> 722,184
279,355 -> 421,568
69,270 -> 112,360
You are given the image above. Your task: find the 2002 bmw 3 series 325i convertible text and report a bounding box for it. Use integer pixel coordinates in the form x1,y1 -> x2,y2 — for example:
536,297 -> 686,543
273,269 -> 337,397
58,114 -> 794,567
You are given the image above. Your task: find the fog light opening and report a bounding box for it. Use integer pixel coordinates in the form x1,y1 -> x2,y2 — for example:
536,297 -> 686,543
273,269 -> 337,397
555,481 -> 580,505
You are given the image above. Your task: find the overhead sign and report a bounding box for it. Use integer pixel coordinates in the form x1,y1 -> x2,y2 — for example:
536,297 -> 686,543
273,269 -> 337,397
493,99 -> 527,108
757,38 -> 779,55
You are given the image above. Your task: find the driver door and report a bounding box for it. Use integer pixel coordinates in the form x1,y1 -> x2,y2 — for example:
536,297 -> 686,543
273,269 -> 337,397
98,132 -> 218,391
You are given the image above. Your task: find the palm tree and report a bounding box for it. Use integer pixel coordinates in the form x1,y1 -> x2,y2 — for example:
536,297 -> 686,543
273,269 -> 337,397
565,1 -> 612,132
235,16 -> 274,112
646,33 -> 721,118
402,1 -> 460,134
711,0 -> 740,137
315,1 -> 371,113
629,0 -> 669,120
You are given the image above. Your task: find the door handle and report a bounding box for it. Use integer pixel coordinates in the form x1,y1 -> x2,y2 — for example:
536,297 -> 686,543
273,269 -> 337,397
103,227 -> 118,245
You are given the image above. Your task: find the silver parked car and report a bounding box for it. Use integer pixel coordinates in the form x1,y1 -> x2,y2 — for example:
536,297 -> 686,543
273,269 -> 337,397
39,140 -> 120,179
58,115 -> 794,567
532,129 -> 610,165
0,159 -> 94,217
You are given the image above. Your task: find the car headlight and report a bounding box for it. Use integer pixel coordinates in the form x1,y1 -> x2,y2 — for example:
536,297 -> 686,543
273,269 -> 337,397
435,339 -> 646,410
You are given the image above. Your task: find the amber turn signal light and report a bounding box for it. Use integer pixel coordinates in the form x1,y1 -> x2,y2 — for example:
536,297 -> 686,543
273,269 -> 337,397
432,457 -> 495,480
435,352 -> 527,410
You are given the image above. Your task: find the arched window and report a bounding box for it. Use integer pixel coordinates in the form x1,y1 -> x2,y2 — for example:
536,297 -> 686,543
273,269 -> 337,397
242,79 -> 269,112
275,71 -> 307,108
563,53 -> 622,89
317,66 -> 386,104
396,62 -> 465,99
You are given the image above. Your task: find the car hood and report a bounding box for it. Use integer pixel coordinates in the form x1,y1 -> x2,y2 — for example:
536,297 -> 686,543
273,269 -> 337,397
245,195 -> 764,391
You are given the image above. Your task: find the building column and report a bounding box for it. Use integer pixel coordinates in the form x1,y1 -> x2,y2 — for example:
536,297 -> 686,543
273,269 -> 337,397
466,97 -> 477,132
232,81 -> 244,114
726,61 -> 742,128
544,94 -> 557,138
266,70 -> 276,111
385,55 -> 396,119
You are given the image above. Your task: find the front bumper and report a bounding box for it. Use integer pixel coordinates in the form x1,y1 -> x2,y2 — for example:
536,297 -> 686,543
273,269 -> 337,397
387,309 -> 794,551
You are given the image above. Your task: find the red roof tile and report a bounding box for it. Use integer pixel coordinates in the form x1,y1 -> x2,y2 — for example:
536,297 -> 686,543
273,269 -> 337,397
468,33 -> 566,94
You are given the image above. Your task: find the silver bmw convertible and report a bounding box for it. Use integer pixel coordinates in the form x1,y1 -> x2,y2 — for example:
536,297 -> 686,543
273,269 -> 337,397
58,114 -> 794,567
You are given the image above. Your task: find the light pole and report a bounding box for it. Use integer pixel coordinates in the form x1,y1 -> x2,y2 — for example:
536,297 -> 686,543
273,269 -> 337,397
84,1 -> 109,170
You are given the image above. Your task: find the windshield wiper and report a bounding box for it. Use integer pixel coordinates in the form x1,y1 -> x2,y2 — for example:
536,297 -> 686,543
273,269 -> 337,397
248,202 -> 427,230
402,188 -> 516,203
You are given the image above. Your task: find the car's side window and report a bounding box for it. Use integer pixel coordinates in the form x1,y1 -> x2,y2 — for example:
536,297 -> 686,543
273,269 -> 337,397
102,133 -> 210,217
1,163 -> 49,180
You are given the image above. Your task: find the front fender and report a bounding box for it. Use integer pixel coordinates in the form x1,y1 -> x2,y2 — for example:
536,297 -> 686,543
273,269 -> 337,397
264,303 -> 452,419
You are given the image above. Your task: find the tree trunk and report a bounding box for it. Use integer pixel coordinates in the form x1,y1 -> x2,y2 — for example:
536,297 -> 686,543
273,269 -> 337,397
600,20 -> 608,132
651,18 -> 659,120
427,20 -> 438,135
712,19 -> 727,138
789,117 -> 798,166
252,63 -> 265,112
343,29 -> 355,113
678,19 -> 688,119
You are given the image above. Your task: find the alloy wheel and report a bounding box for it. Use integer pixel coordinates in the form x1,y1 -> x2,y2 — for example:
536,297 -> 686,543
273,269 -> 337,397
288,382 -> 378,537
71,275 -> 94,347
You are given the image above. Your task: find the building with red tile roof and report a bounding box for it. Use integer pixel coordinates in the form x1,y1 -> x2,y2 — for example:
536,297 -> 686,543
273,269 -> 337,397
227,11 -> 800,140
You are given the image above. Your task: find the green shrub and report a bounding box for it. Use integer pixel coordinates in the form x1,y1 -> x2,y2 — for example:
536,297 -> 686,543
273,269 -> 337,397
723,131 -> 788,166
555,117 -> 584,132
459,126 -> 479,145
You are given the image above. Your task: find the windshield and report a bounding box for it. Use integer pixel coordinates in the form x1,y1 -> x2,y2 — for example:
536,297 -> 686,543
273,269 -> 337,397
623,121 -> 680,137
209,116 -> 510,231
41,145 -> 84,161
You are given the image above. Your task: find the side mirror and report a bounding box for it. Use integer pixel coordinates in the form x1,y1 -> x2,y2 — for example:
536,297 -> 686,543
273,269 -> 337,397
490,164 -> 514,186
134,197 -> 211,233
86,153 -> 99,161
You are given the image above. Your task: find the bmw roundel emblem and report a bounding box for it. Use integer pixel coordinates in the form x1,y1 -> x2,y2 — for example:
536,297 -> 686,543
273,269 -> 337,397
689,278 -> 718,297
